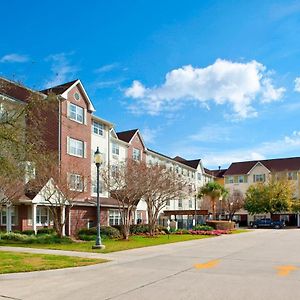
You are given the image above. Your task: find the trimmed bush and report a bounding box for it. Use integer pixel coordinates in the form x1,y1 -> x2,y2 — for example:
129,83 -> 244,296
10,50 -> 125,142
37,228 -> 55,235
130,224 -> 149,234
0,232 -> 73,244
77,226 -> 120,240
22,230 -> 36,235
206,221 -> 235,230
193,225 -> 214,231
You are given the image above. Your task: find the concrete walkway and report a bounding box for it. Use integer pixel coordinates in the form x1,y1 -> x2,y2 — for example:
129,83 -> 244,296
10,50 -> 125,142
1,229 -> 300,300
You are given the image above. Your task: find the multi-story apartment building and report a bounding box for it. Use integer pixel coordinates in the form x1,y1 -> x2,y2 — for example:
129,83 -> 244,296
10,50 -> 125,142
0,76 -> 214,235
145,151 -> 214,229
224,157 -> 300,226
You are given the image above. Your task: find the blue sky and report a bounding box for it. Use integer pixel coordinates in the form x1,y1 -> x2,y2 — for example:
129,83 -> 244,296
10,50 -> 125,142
1,0 -> 300,169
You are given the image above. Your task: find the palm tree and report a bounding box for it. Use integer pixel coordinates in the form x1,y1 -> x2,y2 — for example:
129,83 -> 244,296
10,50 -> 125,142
199,182 -> 228,220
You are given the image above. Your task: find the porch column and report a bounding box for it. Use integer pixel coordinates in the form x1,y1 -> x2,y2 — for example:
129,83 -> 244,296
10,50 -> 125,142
61,206 -> 66,237
68,208 -> 71,236
32,204 -> 37,234
6,206 -> 11,233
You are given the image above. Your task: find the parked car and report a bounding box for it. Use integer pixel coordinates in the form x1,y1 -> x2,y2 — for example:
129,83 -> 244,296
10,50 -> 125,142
250,218 -> 285,229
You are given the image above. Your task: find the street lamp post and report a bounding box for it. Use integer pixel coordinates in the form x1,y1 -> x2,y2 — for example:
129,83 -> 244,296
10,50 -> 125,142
194,194 -> 197,227
92,147 -> 105,249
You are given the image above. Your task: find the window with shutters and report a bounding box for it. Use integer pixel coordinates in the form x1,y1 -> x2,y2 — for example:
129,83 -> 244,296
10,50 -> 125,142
69,103 -> 84,123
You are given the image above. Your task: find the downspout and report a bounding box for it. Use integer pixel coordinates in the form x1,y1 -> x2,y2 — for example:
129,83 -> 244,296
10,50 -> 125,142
58,97 -> 62,168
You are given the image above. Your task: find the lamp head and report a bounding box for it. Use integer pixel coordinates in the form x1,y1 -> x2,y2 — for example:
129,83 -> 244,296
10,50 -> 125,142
94,147 -> 102,166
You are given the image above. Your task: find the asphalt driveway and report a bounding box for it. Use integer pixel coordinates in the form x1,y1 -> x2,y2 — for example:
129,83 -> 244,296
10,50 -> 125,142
1,229 -> 300,300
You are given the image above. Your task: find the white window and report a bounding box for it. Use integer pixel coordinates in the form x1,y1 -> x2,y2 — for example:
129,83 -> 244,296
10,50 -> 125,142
93,121 -> 104,136
238,176 -> 244,183
132,148 -> 141,161
197,173 -> 201,181
0,207 -> 17,226
69,174 -> 84,191
92,181 -> 103,194
166,200 -> 170,206
109,209 -> 121,226
228,176 -> 234,184
287,172 -> 297,180
69,138 -> 84,157
253,174 -> 265,182
178,199 -> 183,208
0,209 -> 7,225
111,165 -> 119,177
189,199 -> 193,208
36,207 -> 48,226
69,103 -> 84,123
112,143 -> 119,155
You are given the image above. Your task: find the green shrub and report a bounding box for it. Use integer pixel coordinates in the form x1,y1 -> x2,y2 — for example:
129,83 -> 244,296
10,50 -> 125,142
22,230 -> 36,235
0,232 -> 30,242
101,226 -> 121,238
193,225 -> 214,231
0,232 -> 72,244
77,234 -> 96,241
37,228 -> 55,235
78,227 -> 97,236
130,224 -> 149,234
78,226 -> 120,239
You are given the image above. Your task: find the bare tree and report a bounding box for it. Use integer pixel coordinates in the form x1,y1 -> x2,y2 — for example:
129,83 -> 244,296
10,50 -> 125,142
223,189 -> 245,221
102,159 -> 147,240
27,155 -> 89,237
144,165 -> 186,236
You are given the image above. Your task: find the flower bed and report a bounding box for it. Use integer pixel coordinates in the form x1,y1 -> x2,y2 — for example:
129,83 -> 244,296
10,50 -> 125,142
175,229 -> 233,236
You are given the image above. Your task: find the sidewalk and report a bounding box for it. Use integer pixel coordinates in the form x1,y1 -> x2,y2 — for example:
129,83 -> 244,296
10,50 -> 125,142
0,246 -> 110,260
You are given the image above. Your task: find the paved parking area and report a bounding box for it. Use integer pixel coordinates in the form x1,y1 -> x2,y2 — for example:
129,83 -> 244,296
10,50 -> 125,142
1,229 -> 300,300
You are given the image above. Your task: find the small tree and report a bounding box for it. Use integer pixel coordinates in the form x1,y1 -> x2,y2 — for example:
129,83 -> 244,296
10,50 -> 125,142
244,178 -> 294,215
144,165 -> 186,236
199,182 -> 228,220
27,154 -> 88,237
102,159 -> 147,240
223,189 -> 245,221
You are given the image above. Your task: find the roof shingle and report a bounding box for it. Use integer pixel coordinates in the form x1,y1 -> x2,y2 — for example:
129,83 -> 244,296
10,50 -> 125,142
224,157 -> 300,175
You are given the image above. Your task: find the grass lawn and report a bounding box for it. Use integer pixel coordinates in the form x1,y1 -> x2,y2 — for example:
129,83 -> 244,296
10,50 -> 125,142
0,251 -> 107,274
0,234 -> 213,253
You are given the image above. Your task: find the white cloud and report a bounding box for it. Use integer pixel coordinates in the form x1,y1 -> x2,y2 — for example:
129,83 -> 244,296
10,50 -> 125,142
140,127 -> 158,144
294,77 -> 300,92
44,53 -> 78,88
0,53 -> 29,63
188,125 -> 232,143
125,59 -> 285,119
203,131 -> 300,168
171,130 -> 300,168
95,63 -> 118,73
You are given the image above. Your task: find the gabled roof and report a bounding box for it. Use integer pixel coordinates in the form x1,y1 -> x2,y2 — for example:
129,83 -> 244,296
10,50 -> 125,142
40,79 -> 78,95
40,79 -> 95,112
224,157 -> 300,176
208,168 -> 227,178
116,129 -> 139,143
173,156 -> 201,169
0,77 -> 46,103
